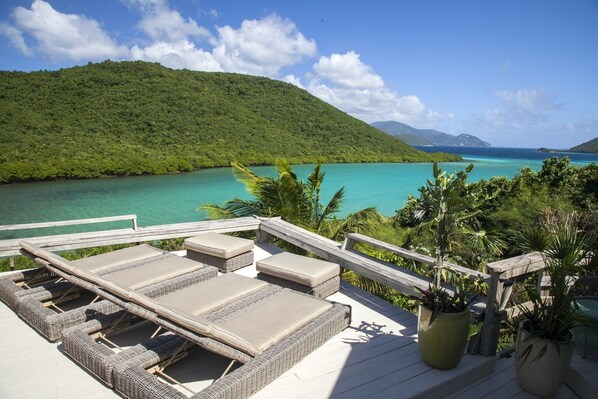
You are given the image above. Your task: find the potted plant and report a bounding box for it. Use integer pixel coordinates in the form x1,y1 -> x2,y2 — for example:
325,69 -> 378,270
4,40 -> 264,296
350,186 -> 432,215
416,270 -> 484,369
515,217 -> 592,397
412,163 -> 486,369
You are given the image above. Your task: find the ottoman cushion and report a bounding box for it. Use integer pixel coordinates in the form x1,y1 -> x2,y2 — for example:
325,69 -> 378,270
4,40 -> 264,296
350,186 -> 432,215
185,232 -> 254,259
256,252 -> 340,287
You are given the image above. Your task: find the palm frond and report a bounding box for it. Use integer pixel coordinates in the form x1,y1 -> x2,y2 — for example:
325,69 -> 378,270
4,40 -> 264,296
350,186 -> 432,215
330,206 -> 383,241
317,186 -> 345,230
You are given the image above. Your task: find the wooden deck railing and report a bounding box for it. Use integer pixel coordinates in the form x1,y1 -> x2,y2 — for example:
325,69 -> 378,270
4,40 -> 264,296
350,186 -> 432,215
340,231 -> 547,356
1,214 -> 549,357
0,216 -> 261,258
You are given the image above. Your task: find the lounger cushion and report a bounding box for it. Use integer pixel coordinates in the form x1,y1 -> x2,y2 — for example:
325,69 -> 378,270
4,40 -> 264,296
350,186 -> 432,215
153,273 -> 267,315
72,244 -> 165,273
256,252 -> 340,287
214,291 -> 333,356
101,256 -> 203,291
155,291 -> 331,356
184,233 -> 254,259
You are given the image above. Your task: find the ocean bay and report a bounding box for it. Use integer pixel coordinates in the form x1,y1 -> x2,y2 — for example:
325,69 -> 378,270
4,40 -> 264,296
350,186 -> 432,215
1,147 -> 597,239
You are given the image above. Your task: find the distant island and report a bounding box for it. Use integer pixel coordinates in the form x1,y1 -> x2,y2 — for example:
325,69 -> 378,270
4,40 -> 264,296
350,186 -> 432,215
0,61 -> 460,184
371,121 -> 491,147
538,137 -> 598,154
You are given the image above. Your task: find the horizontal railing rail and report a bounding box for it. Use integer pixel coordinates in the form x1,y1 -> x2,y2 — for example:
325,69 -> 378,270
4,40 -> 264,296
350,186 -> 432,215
0,214 -> 138,231
0,217 -> 260,258
343,233 -> 491,281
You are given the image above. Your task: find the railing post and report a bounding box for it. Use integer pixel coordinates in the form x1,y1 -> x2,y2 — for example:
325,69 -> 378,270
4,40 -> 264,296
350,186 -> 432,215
9,257 -> 15,271
132,216 -> 138,231
476,269 -> 503,356
256,229 -> 272,244
341,235 -> 357,251
255,217 -> 272,244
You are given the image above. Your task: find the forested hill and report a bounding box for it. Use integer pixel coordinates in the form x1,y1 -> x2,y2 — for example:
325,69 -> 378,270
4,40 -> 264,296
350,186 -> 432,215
0,61 -> 458,183
570,137 -> 598,154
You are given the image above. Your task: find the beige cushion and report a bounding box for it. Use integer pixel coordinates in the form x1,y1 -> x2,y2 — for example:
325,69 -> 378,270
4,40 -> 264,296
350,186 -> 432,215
153,273 -> 267,315
185,232 -> 253,259
153,291 -> 332,357
73,244 -> 165,273
213,291 -> 332,356
256,252 -> 340,287
101,256 -> 203,290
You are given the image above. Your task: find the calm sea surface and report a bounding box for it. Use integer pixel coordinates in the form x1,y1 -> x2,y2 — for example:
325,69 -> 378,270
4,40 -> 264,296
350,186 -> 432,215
1,147 -> 597,239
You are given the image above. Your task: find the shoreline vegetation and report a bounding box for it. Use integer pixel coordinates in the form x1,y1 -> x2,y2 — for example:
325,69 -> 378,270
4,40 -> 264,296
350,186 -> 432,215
0,60 -> 460,184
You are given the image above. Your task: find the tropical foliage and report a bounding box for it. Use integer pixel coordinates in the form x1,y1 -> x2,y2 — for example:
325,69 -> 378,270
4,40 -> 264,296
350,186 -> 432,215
0,60 -> 459,183
355,157 -> 597,315
201,160 -> 383,241
399,162 -> 489,315
394,157 -> 597,267
516,211 -> 596,345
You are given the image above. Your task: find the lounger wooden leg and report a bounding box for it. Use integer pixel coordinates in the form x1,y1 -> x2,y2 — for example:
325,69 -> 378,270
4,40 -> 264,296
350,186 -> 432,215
47,285 -> 79,312
220,359 -> 236,379
160,340 -> 189,370
95,312 -> 131,349
154,370 -> 197,395
150,326 -> 162,338
98,335 -> 122,351
148,341 -> 196,395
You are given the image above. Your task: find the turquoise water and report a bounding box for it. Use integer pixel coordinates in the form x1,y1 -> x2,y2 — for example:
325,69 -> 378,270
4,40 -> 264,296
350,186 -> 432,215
1,147 -> 596,239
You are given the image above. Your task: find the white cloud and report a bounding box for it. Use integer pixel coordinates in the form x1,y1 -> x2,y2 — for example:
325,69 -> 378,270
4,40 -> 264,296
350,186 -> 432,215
9,0 -> 128,61
212,14 -> 317,77
305,52 -> 447,127
282,74 -> 305,89
462,88 -> 578,147
120,0 -> 168,13
124,3 -> 319,79
468,88 -> 564,140
3,1 -> 318,80
0,22 -> 32,56
131,40 -> 222,71
124,0 -> 213,43
495,88 -> 562,112
313,52 -> 384,89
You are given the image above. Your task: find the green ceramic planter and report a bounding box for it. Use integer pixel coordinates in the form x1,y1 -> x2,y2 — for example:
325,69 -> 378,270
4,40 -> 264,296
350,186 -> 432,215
515,321 -> 574,397
417,304 -> 470,370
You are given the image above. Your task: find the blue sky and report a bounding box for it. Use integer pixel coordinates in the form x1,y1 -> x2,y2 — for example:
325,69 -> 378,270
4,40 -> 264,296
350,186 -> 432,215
1,0 -> 597,148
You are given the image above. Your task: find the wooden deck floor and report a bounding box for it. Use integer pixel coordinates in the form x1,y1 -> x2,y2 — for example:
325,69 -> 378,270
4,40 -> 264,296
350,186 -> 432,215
0,244 -> 592,398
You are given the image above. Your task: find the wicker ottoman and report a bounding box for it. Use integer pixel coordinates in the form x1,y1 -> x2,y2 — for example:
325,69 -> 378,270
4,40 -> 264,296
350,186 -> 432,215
256,252 -> 340,298
185,232 -> 254,273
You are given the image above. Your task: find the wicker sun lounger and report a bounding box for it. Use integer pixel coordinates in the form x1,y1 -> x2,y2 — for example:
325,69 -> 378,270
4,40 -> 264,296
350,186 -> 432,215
61,274 -> 280,387
17,247 -> 218,341
0,244 -> 166,309
19,241 -> 351,399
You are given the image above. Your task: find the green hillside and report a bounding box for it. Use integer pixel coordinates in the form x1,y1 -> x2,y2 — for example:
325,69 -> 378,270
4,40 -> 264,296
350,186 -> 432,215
570,137 -> 598,153
0,61 -> 459,183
